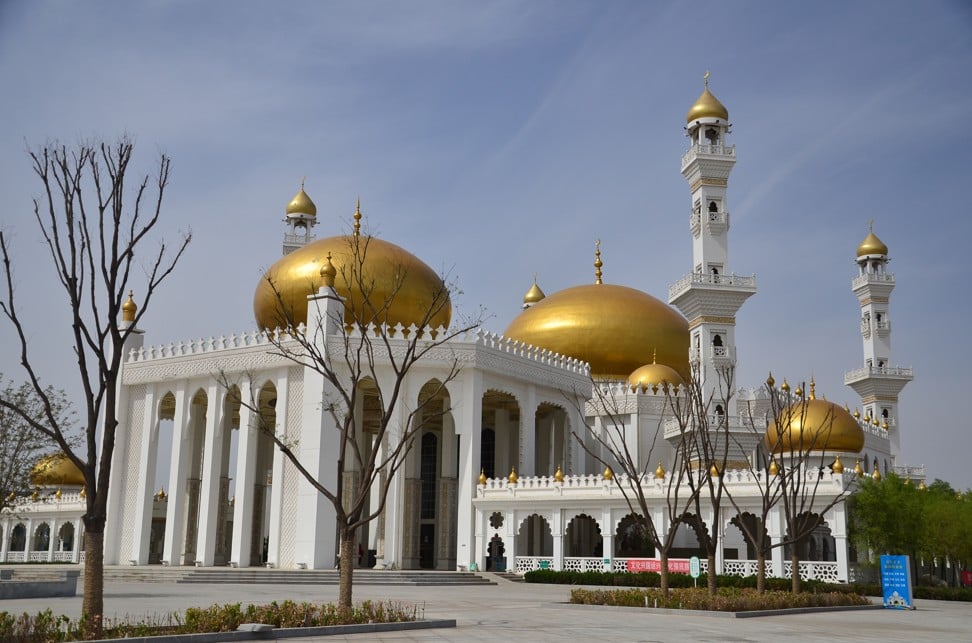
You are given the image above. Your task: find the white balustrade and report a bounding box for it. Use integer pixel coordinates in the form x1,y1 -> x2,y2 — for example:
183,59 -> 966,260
514,556 -> 555,574
844,365 -> 913,383
852,272 -> 895,289
563,557 -> 604,573
669,272 -> 757,300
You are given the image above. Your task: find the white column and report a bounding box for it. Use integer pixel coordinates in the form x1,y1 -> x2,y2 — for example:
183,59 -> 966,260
131,387 -> 158,564
455,369 -> 483,571
769,506 -> 784,578
504,509 -> 516,573
602,508 -> 614,571
830,504 -> 850,582
162,385 -> 190,565
713,510 -> 725,575
194,383 -> 223,566
0,517 -> 9,561
266,367 -> 291,567
72,518 -> 82,563
520,386 -> 536,476
230,380 -> 256,567
551,511 -> 563,571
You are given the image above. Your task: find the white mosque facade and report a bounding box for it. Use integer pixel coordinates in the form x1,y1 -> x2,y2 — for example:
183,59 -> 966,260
1,82 -> 920,583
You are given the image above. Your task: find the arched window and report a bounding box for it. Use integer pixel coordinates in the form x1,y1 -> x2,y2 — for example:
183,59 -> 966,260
712,334 -> 723,347
420,432 -> 438,520
715,404 -> 724,415
480,428 -> 496,479
708,201 -> 718,213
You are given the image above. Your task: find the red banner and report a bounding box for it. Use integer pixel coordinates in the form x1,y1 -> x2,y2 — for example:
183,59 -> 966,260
627,558 -> 690,574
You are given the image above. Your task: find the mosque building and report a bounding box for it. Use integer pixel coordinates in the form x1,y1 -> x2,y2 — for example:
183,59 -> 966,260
0,79 -> 920,582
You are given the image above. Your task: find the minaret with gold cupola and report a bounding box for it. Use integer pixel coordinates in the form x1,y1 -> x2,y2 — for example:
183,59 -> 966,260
669,73 -> 756,412
844,223 -> 912,459
283,179 -> 317,255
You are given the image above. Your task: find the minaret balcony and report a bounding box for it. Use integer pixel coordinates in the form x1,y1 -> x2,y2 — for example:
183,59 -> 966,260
852,272 -> 895,290
681,143 -> 736,168
663,412 -> 764,440
689,345 -> 736,365
844,365 -> 913,384
860,320 -> 890,338
690,210 -> 729,235
668,272 -> 756,301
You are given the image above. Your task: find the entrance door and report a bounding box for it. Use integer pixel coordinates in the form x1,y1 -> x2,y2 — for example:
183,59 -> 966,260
419,524 -> 435,569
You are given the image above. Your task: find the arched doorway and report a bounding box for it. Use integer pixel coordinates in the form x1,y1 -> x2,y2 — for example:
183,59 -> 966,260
534,402 -> 569,476
481,390 -> 520,479
615,514 -> 655,558
515,514 -> 553,573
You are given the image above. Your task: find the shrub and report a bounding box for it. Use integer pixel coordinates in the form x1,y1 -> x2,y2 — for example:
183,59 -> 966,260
569,587 -> 871,611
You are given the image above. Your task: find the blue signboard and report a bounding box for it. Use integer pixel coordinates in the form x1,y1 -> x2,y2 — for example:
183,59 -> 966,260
880,555 -> 914,609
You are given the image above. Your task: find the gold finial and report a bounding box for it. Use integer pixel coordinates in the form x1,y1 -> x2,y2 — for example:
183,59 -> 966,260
507,466 -> 518,484
709,463 -> 720,477
478,468 -> 487,485
853,409 -> 861,419
808,378 -> 816,400
655,462 -> 666,479
301,176 -> 306,190
918,480 -> 927,490
55,487 -> 62,499
832,455 -> 844,474
781,379 -> 790,393
794,385 -> 803,398
873,468 -> 882,481
769,459 -> 779,476
31,490 -> 39,501
854,459 -> 864,477
703,70 -> 710,88
881,420 -> 888,430
868,218 -> 874,233
353,198 -> 362,236
603,465 -> 614,480
5,491 -> 14,502
766,372 -> 775,389
594,239 -> 603,284
319,252 -> 337,288
554,464 -> 564,483
79,485 -> 86,498
122,290 -> 137,322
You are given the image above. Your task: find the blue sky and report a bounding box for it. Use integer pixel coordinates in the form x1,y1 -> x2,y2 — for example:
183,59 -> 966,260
1,1 -> 970,488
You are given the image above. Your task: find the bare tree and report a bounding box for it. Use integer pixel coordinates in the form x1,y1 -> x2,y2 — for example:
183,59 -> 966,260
733,377 -> 857,593
223,226 -> 480,612
573,379 -> 702,595
666,366 -> 736,596
0,140 -> 190,639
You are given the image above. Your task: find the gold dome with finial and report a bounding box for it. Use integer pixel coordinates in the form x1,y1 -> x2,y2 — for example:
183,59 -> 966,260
832,455 -> 844,474
603,466 -> 614,481
504,241 -> 689,379
122,290 -> 137,323
319,252 -> 337,288
286,179 -> 317,217
766,372 -> 775,389
856,220 -> 888,257
873,468 -> 882,481
30,453 -> 85,487
854,459 -> 864,477
254,199 -> 451,331
523,275 -> 545,307
554,465 -> 564,483
686,71 -> 729,123
478,469 -> 487,486
655,462 -> 666,479
764,378 -> 864,454
769,459 -> 779,476
508,467 -> 518,484
628,349 -> 685,394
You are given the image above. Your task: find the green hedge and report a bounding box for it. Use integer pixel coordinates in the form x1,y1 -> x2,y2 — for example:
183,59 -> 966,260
569,587 -> 870,611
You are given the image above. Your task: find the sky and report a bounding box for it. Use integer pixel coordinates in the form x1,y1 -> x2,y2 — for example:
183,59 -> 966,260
1,1 -> 970,489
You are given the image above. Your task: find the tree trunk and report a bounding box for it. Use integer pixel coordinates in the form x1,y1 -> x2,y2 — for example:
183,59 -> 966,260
756,553 -> 766,593
790,551 -> 802,593
706,553 -> 717,596
338,532 -> 355,613
82,530 -> 104,640
659,550 -> 669,596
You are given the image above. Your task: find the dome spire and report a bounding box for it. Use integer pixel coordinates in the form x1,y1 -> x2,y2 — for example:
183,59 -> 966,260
594,239 -> 603,285
353,198 -> 362,237
121,290 -> 137,323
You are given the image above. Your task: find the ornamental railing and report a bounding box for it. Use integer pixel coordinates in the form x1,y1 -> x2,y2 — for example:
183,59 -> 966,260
843,365 -> 913,383
784,560 -> 840,583
514,556 -> 555,574
669,272 -> 756,300
852,272 -> 895,289
682,144 -> 736,166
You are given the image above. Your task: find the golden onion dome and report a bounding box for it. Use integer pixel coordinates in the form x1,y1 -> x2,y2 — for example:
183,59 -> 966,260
286,184 -> 317,217
554,465 -> 564,483
628,359 -> 685,393
856,227 -> 888,257
478,469 -> 487,486
523,278 -> 546,306
121,290 -> 137,322
832,455 -> 844,474
504,283 -> 690,380
508,467 -> 518,484
655,462 -> 666,479
603,466 -> 614,480
30,453 -> 85,487
765,398 -> 865,454
253,234 -> 451,331
686,74 -> 729,123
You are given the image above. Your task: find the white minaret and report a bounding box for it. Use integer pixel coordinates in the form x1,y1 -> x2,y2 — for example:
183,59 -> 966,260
283,179 -> 317,255
669,73 -> 756,414
844,223 -> 912,459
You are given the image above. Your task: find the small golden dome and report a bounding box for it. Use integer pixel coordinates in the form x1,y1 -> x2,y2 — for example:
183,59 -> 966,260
709,463 -> 721,477
122,290 -> 137,322
765,398 -> 865,454
79,486 -> 86,498
686,73 -> 729,123
504,283 -> 689,380
856,226 -> 888,258
319,252 -> 337,289
478,469 -> 487,485
781,379 -> 790,393
55,487 -> 62,499
602,466 -> 614,480
286,182 -> 317,217
508,467 -> 518,484
853,409 -> 861,419
918,480 -> 927,490
766,372 -> 775,389
254,231 -> 451,331
854,460 -> 864,477
554,465 -> 564,483
769,459 -> 779,476
832,455 -> 844,474
523,277 -> 545,306
654,462 -> 666,479
873,468 -> 882,481
30,453 -> 85,487
628,356 -> 685,394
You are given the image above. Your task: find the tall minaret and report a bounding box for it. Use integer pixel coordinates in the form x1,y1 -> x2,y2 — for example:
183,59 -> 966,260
669,73 -> 756,412
283,179 -> 317,255
844,223 -> 912,459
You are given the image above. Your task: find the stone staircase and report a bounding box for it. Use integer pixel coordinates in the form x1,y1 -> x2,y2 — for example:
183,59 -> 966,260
176,568 -> 495,586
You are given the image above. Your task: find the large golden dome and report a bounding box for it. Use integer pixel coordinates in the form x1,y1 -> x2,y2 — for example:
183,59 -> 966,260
504,283 -> 690,379
765,398 -> 864,454
30,453 -> 85,487
254,234 -> 451,331
686,82 -> 729,123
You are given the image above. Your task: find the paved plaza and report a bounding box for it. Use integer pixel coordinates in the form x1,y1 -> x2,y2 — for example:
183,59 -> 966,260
4,569 -> 970,642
